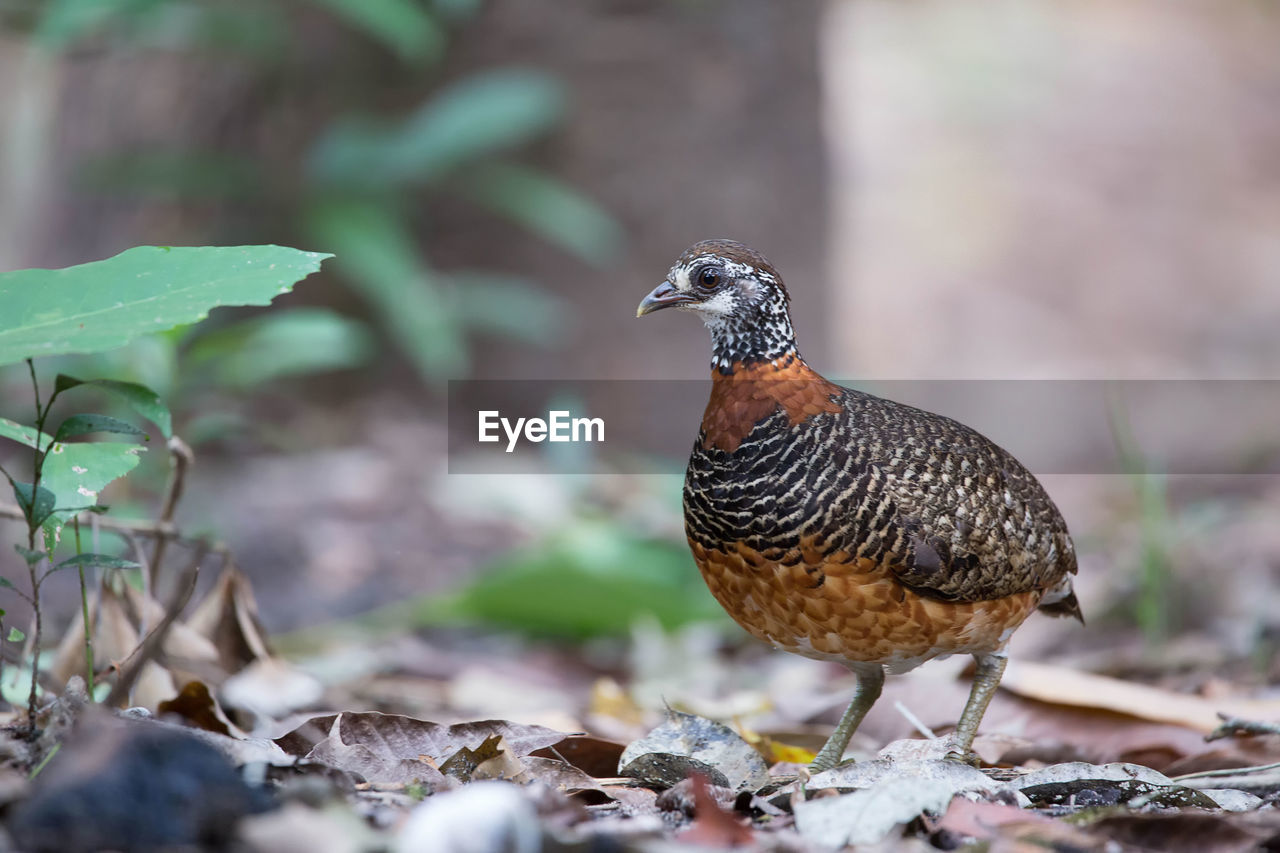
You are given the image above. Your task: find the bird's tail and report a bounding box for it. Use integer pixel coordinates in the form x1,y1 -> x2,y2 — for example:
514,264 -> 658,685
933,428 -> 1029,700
1037,577 -> 1085,624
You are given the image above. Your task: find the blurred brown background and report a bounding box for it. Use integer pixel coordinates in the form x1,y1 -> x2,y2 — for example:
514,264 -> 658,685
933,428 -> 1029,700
1,0 -> 1278,679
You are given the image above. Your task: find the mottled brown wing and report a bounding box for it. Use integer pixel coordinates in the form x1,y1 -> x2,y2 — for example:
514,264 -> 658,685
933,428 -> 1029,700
837,391 -> 1077,603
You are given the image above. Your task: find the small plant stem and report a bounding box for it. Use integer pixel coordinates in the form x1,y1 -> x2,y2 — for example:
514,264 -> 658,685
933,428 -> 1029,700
149,436 -> 193,590
73,518 -> 94,696
27,742 -> 59,780
104,546 -> 203,708
22,359 -> 48,732
23,538 -> 41,732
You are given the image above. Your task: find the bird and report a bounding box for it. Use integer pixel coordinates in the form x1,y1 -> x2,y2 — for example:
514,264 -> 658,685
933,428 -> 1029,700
636,239 -> 1082,771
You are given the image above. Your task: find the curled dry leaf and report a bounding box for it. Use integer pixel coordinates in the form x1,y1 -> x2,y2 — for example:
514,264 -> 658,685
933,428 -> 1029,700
618,709 -> 770,792
187,567 -> 273,673
157,680 -> 239,737
275,712 -> 575,788
1010,761 -> 1219,809
530,735 -> 626,778
48,583 -> 179,710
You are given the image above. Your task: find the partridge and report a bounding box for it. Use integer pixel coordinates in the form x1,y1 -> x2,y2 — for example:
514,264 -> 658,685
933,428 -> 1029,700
637,240 -> 1082,770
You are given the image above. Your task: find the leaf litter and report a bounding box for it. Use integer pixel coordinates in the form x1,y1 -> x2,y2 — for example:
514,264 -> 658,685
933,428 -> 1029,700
3,567 -> 1280,851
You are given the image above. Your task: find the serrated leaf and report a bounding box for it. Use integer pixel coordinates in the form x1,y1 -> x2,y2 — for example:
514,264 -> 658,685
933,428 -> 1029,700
6,627 -> 23,643
55,376 -> 172,438
0,245 -> 332,367
53,414 -> 147,442
40,441 -> 145,526
12,482 -> 57,528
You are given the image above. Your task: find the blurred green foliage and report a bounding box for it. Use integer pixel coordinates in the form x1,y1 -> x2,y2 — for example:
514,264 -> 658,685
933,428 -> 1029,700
5,0 -> 620,384
407,520 -> 728,639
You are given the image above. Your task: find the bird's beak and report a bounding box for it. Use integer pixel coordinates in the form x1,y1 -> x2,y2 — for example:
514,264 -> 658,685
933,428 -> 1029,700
636,280 -> 696,317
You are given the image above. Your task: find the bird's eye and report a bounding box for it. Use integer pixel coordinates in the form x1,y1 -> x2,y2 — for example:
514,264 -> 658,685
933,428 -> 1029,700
697,267 -> 721,289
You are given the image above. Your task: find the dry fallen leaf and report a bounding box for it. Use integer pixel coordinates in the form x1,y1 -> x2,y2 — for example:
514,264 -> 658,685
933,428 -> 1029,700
275,712 -> 574,788
187,568 -> 273,672
1000,661 -> 1280,734
157,680 -> 238,737
530,736 -> 626,778
935,798 -> 1058,843
618,709 -> 770,792
675,774 -> 754,847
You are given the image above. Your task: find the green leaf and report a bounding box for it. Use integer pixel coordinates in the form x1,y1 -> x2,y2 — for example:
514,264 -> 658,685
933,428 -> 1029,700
459,163 -> 621,267
6,627 -> 24,643
12,482 -> 57,528
184,308 -> 375,389
304,0 -> 444,63
44,553 -> 141,582
53,414 -> 148,443
310,70 -> 564,188
12,545 -> 44,567
40,442 -> 145,524
51,553 -> 141,572
0,418 -> 48,450
306,200 -> 466,378
0,578 -> 14,591
55,377 -> 172,439
0,245 -> 332,367
417,523 -> 726,638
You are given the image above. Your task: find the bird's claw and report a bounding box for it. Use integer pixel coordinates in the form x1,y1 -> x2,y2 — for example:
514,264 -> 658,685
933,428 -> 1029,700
942,748 -> 981,767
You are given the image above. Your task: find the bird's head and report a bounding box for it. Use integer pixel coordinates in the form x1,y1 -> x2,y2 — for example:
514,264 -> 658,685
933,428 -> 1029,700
637,239 -> 797,371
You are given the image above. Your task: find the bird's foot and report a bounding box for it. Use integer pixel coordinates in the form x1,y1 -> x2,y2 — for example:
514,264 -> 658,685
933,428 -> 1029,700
942,747 -> 981,767
808,756 -> 857,775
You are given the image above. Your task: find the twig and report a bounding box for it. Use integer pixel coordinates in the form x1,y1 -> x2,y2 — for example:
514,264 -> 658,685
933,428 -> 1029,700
103,544 -> 204,708
0,503 -> 225,555
1206,713 -> 1280,742
1171,761 -> 1280,783
893,700 -> 937,740
72,518 -> 94,696
124,531 -> 153,637
24,360 -> 46,732
149,435 -> 193,588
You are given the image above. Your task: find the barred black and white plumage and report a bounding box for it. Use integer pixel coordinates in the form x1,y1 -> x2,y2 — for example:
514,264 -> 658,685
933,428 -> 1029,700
685,387 -> 1080,610
638,238 -> 1082,769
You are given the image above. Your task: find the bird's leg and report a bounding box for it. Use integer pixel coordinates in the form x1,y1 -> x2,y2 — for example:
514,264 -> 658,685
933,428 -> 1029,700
810,665 -> 885,772
945,651 -> 1008,763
